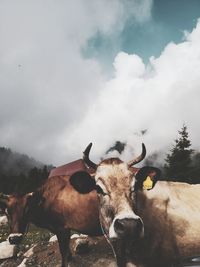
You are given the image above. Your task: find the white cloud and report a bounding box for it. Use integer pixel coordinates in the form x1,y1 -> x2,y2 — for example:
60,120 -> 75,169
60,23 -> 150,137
65,19 -> 200,164
0,0 -> 153,164
2,1 -> 199,168
123,0 -> 153,23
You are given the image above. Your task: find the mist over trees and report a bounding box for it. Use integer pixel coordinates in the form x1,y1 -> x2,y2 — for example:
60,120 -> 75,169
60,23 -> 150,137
0,124 -> 200,195
0,147 -> 53,194
106,125 -> 200,184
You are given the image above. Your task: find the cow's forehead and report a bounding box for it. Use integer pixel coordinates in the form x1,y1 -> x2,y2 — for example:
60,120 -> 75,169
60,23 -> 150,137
95,159 -> 133,190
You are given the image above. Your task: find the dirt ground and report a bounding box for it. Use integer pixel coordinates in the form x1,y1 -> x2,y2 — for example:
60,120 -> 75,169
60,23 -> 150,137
0,236 -> 117,267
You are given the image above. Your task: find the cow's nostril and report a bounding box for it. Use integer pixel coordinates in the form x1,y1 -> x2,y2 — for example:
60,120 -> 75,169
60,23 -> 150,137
114,219 -> 126,234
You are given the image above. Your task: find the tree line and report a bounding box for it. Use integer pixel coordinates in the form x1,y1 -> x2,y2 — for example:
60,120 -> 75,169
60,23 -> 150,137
0,124 -> 199,195
0,147 -> 53,194
142,124 -> 200,183
107,125 -> 200,184
163,124 -> 200,183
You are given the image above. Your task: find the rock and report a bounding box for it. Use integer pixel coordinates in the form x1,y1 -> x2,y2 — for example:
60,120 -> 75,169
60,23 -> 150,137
0,240 -> 16,259
70,233 -> 88,239
108,261 -> 117,267
73,237 -> 90,254
17,258 -> 27,267
70,234 -> 80,239
0,216 -> 8,226
92,258 -> 117,267
80,234 -> 88,238
23,245 -> 36,258
70,234 -> 90,254
49,235 -> 57,242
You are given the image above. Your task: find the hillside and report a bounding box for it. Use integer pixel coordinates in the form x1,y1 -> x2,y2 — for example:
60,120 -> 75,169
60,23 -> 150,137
0,147 -> 53,194
0,147 -> 45,176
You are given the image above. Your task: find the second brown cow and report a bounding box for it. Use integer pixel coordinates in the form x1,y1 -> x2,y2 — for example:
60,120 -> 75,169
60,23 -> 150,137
0,159 -> 102,267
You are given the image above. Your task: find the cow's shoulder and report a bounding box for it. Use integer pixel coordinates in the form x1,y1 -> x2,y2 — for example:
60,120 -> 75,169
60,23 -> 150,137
37,176 -> 70,201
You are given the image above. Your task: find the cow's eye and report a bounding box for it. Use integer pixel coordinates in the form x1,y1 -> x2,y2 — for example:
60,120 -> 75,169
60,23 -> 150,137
95,185 -> 107,196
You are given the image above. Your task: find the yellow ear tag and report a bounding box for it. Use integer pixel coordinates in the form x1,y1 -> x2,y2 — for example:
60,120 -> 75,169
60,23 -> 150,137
143,176 -> 153,190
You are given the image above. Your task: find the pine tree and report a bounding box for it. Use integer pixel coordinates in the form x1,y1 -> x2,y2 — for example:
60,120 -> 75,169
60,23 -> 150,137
164,124 -> 193,182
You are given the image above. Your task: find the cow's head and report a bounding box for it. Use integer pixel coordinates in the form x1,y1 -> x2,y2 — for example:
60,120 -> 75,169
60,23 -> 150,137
0,192 -> 34,244
70,143 -> 161,242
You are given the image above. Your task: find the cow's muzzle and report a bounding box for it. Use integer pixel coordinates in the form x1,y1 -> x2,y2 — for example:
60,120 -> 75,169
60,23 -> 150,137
8,233 -> 23,244
114,218 -> 143,239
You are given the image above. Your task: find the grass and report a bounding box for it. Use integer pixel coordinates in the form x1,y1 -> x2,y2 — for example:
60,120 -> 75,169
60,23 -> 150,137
0,221 -> 54,266
0,222 -> 53,248
0,223 -> 8,242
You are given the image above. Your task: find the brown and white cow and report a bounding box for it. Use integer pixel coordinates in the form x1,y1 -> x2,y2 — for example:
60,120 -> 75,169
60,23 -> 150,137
71,143 -> 200,267
0,163 -> 102,267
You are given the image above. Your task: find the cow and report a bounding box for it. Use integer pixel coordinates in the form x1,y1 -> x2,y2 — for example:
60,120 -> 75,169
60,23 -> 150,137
0,159 -> 102,267
71,143 -> 200,267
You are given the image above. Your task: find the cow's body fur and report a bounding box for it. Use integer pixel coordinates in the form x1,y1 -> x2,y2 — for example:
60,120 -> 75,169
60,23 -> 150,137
31,176 -> 101,235
133,181 -> 200,267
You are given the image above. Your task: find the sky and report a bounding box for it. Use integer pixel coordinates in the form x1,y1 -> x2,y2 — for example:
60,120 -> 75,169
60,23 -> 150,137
0,0 -> 200,165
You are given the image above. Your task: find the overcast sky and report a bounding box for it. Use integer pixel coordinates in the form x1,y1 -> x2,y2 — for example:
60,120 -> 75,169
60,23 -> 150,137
0,0 -> 200,165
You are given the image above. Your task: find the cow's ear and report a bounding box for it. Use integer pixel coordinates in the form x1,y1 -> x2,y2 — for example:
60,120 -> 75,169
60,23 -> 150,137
134,166 -> 161,191
70,171 -> 96,194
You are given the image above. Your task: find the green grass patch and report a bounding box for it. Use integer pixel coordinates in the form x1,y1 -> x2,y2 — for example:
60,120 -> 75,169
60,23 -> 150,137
0,222 -> 53,247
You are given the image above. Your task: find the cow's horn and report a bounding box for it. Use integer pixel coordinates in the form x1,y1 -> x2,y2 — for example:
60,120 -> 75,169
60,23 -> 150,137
128,143 -> 146,167
83,143 -> 97,170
